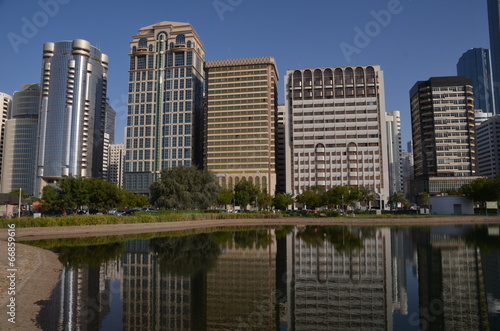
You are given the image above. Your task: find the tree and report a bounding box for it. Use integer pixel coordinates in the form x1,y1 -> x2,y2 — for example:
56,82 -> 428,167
460,177 -> 500,213
234,179 -> 260,209
41,185 -> 64,214
257,191 -> 273,211
296,186 -> 326,210
388,192 -> 407,210
216,188 -> 234,207
273,193 -> 294,211
150,166 -> 220,210
356,187 -> 376,210
10,189 -> 29,199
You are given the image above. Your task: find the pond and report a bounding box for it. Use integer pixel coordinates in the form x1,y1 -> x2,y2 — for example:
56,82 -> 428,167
31,224 -> 500,330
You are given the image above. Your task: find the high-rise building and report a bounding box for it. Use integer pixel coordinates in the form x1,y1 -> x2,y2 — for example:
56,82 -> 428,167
410,76 -> 478,194
488,0 -> 500,114
285,65 -> 390,204
34,39 -> 109,197
1,84 -> 40,196
0,92 -> 12,188
124,21 -> 205,195
386,110 -> 403,195
457,48 -> 496,114
275,105 -> 287,194
204,57 -> 278,194
105,102 -> 116,145
108,143 -> 125,187
476,114 -> 500,177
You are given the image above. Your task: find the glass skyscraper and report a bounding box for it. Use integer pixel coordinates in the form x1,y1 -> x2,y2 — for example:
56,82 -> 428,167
457,48 -> 495,114
487,0 -> 500,114
34,39 -> 109,197
1,84 -> 40,196
124,22 -> 205,194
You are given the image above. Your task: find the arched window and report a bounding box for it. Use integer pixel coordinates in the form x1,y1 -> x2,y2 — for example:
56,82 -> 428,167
314,69 -> 323,87
255,176 -> 261,188
262,177 -> 267,192
157,32 -> 167,40
334,68 -> 343,85
169,42 -> 174,50
324,69 -> 333,85
148,45 -> 153,52
132,46 -> 137,53
293,70 -> 302,87
138,37 -> 148,49
355,67 -> 364,85
175,34 -> 185,44
303,70 -> 312,87
187,41 -> 192,48
345,67 -> 354,85
366,66 -> 376,84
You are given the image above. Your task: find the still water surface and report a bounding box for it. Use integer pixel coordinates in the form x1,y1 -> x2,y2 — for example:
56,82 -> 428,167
32,224 -> 500,330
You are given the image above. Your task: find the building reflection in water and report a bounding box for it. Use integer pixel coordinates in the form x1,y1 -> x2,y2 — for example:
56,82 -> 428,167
415,226 -> 494,330
36,225 -> 499,330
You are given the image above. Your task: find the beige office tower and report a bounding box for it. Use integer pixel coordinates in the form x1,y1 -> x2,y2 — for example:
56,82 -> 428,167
124,21 -> 205,194
108,143 -> 125,187
204,57 -> 278,195
285,65 -> 390,204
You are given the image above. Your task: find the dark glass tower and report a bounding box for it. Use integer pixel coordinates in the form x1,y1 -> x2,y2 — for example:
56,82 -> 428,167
457,48 -> 496,114
487,0 -> 500,114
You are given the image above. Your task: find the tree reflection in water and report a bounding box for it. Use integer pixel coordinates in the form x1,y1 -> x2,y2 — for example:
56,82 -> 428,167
150,234 -> 222,276
296,226 -> 376,253
52,243 -> 125,268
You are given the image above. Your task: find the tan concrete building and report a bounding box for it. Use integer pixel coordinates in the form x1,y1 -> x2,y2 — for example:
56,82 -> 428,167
204,57 -> 278,194
285,65 -> 390,204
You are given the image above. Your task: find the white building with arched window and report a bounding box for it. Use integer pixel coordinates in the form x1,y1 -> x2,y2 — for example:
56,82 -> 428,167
285,65 -> 390,205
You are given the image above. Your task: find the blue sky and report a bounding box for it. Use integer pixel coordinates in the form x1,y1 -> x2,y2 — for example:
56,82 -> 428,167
0,0 -> 490,146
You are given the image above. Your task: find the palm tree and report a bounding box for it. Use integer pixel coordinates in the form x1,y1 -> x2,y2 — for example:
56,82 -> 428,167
388,192 -> 406,210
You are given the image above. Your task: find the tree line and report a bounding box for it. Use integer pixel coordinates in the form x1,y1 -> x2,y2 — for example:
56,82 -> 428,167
18,167 -> 500,214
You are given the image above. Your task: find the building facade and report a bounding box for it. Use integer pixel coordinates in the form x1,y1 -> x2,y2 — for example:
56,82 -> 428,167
34,39 -> 109,197
0,92 -> 12,188
108,143 -> 125,187
410,76 -> 478,194
1,84 -> 40,196
275,105 -> 287,194
204,57 -> 278,194
476,114 -> 500,177
285,65 -> 390,203
124,21 -> 205,194
488,0 -> 500,114
457,48 -> 496,114
386,110 -> 404,195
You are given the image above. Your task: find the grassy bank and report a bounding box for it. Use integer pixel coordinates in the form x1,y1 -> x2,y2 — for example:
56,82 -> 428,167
0,211 -> 282,229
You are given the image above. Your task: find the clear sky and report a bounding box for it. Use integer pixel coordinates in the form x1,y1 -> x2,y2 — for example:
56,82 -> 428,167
0,0 -> 490,147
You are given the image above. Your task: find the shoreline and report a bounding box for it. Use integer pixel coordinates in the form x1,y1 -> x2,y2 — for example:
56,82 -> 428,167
4,215 -> 500,241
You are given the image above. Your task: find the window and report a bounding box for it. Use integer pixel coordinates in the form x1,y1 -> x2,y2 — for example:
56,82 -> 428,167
138,37 -> 147,49
186,51 -> 193,65
137,56 -> 146,69
176,34 -> 185,44
175,52 -> 184,66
